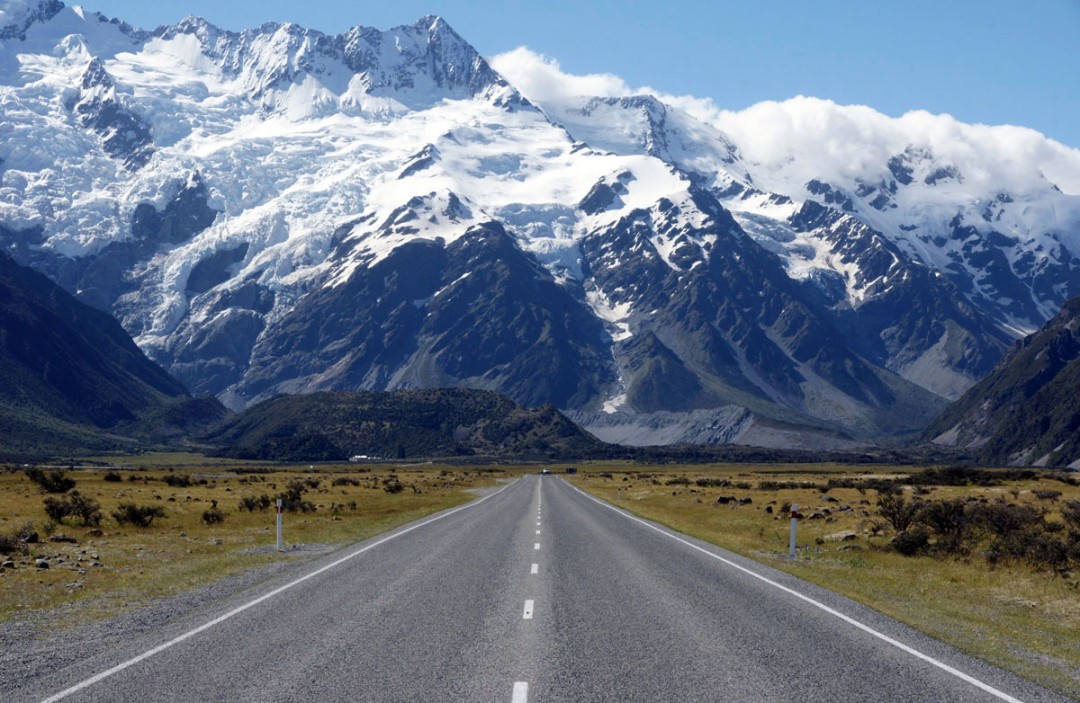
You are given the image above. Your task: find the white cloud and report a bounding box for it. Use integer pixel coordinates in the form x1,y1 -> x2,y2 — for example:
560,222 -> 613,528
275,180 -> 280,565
490,47 -> 1080,197
490,47 -> 634,105
712,97 -> 1080,196
490,46 -> 727,124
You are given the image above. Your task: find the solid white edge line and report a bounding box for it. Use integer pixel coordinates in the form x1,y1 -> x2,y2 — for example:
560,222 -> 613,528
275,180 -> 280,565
38,480 -> 520,703
565,481 -> 1026,703
523,599 -> 534,619
512,680 -> 529,703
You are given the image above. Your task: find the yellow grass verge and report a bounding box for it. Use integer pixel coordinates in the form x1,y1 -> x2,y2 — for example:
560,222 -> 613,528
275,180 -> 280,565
0,459 -> 504,627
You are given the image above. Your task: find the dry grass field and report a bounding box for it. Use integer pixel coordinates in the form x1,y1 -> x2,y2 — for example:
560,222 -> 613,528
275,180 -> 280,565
0,457 -> 504,626
568,462 -> 1080,698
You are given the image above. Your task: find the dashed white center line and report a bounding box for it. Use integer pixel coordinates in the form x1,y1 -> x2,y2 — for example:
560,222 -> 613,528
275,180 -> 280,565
534,542 -> 540,550
530,563 -> 538,575
523,599 -> 534,619
536,530 -> 541,535
536,521 -> 541,526
512,681 -> 528,703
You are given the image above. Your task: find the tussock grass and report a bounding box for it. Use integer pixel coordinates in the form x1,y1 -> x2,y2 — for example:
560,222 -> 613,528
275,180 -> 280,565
570,463 -> 1080,699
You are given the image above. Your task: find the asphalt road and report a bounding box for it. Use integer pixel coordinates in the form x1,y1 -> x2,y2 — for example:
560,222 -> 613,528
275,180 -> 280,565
11,475 -> 1073,702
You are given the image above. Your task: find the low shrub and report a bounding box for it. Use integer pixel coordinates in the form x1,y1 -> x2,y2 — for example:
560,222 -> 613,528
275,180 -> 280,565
277,481 -> 315,512
332,477 -> 360,487
25,468 -> 76,493
971,502 -> 1044,537
163,474 -> 192,488
382,477 -> 404,494
42,492 -> 102,527
102,471 -> 122,483
0,534 -> 25,555
904,466 -> 1037,488
112,503 -> 166,527
201,501 -> 225,525
878,491 -> 921,533
917,498 -> 972,552
986,529 -> 1069,571
891,527 -> 930,556
238,494 -> 273,512
1064,499 -> 1080,534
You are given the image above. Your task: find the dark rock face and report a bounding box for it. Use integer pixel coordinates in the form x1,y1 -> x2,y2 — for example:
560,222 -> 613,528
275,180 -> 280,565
0,250 -> 191,431
787,201 -> 1011,398
229,222 -> 615,410
578,188 -> 945,437
67,59 -> 154,170
926,297 -> 1080,467
187,243 -> 249,294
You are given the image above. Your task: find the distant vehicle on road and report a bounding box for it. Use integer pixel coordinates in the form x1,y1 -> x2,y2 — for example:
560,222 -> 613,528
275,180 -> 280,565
541,469 -> 551,475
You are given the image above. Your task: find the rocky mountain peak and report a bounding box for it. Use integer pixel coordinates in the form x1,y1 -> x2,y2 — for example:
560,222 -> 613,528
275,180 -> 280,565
0,0 -> 63,40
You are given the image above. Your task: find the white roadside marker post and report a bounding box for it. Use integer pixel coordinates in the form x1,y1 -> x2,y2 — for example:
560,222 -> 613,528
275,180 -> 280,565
276,498 -> 284,551
788,503 -> 798,559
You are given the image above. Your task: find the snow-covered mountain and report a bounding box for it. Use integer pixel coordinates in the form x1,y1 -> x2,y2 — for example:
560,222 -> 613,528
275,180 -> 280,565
2,1 -> 1079,446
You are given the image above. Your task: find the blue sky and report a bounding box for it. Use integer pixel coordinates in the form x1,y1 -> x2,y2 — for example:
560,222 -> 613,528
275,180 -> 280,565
81,0 -> 1080,148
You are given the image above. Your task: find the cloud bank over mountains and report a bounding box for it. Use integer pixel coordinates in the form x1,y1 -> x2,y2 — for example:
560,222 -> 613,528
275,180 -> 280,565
491,46 -> 1080,198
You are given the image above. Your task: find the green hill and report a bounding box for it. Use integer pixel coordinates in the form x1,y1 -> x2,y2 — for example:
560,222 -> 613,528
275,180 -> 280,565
202,389 -> 608,461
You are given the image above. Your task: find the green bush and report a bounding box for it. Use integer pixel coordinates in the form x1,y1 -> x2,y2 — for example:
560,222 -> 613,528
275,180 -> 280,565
891,527 -> 930,556
917,499 -> 972,551
102,471 -> 122,483
0,535 -> 25,555
986,529 -> 1069,571
202,501 -> 225,525
25,468 -> 75,493
112,503 -> 166,527
971,502 -> 1044,537
878,491 -> 921,533
42,491 -> 102,527
276,481 -> 315,512
238,494 -> 273,512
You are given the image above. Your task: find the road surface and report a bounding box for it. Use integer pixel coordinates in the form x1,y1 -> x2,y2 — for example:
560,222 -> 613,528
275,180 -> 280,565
10,475 -> 1072,702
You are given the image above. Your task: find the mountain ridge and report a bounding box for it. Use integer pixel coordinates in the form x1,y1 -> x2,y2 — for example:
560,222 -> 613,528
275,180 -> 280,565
2,3 -> 1078,446
925,296 -> 1080,468
0,250 -> 226,458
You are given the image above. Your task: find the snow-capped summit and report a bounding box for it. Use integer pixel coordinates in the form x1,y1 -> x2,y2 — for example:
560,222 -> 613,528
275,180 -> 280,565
146,13 -> 526,116
2,6 -> 1079,447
